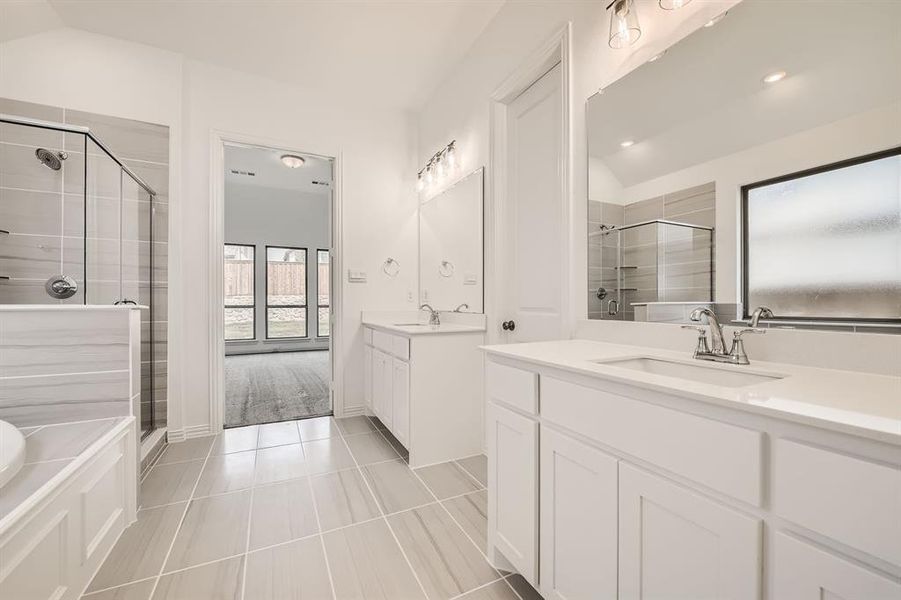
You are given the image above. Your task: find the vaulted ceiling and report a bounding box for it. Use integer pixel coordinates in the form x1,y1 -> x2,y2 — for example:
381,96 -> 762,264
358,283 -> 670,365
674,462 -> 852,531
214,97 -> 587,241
1,0 -> 506,110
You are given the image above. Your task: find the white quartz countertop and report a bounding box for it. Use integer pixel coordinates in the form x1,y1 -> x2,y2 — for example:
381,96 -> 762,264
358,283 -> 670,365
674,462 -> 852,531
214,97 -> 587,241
362,318 -> 486,336
481,339 -> 901,444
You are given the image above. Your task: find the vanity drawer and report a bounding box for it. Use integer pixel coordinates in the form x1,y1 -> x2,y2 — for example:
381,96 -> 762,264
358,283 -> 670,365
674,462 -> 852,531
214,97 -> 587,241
541,376 -> 763,506
486,361 -> 538,415
372,330 -> 395,354
392,336 -> 410,361
772,439 -> 901,566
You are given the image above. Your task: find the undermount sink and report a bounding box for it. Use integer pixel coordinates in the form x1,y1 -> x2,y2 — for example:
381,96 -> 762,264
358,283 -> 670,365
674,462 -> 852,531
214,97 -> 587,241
593,356 -> 785,388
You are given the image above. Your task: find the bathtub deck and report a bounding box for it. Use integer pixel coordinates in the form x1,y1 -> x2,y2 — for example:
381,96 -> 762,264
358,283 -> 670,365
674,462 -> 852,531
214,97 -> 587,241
0,417 -> 131,529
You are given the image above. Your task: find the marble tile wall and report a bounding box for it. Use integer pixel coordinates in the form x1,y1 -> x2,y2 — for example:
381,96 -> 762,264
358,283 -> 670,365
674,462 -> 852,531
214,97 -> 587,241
0,307 -> 139,427
0,98 -> 168,433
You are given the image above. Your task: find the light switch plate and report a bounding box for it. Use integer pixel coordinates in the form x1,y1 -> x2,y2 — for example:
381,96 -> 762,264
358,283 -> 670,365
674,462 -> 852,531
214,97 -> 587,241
347,269 -> 367,283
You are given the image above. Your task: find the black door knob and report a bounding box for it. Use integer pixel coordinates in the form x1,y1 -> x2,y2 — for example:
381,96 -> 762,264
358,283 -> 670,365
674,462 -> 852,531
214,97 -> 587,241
502,320 -> 516,331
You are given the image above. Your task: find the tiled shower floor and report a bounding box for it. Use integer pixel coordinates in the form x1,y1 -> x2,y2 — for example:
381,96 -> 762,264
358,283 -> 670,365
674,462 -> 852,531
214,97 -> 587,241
81,416 -> 542,600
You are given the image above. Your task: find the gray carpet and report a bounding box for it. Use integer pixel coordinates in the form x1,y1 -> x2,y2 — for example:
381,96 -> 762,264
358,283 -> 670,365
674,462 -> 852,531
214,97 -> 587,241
224,351 -> 331,428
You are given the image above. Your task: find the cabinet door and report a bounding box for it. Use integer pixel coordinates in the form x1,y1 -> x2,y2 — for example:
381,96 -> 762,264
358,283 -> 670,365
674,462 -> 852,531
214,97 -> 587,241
372,350 -> 393,427
619,464 -> 761,600
364,345 -> 373,410
540,426 -> 618,600
487,402 -> 539,586
392,359 -> 410,446
772,532 -> 901,600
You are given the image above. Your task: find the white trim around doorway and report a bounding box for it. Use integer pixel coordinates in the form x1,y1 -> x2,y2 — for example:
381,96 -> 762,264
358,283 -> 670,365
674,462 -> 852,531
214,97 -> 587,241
208,130 -> 345,434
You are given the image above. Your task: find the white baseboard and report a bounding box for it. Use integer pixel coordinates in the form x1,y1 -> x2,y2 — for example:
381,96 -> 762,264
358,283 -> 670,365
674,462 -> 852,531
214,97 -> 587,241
340,405 -> 366,418
167,424 -> 213,442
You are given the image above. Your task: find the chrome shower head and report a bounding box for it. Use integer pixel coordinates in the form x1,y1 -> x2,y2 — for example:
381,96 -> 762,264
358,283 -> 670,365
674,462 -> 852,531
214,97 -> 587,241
35,148 -> 67,171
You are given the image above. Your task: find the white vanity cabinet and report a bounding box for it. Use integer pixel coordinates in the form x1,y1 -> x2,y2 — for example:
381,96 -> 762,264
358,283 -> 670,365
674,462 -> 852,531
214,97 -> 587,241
362,324 -> 484,467
484,354 -> 901,600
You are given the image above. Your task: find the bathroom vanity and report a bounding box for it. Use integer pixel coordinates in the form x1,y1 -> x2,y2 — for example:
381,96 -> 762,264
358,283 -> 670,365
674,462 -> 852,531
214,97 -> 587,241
362,314 -> 486,467
482,340 -> 901,599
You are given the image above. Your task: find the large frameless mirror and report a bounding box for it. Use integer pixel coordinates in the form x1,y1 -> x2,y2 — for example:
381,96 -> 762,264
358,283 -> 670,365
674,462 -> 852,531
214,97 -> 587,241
586,0 -> 900,329
419,168 -> 484,313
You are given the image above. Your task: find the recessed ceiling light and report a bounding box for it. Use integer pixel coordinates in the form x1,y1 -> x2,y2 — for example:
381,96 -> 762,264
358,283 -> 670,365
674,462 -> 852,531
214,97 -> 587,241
280,154 -> 306,168
647,51 -> 666,63
704,11 -> 727,27
763,71 -> 787,84
620,140 -> 635,148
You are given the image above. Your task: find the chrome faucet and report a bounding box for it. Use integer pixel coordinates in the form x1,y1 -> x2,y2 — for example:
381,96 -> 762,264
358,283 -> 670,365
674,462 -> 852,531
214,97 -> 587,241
682,306 -> 766,365
420,303 -> 440,326
453,303 -> 469,313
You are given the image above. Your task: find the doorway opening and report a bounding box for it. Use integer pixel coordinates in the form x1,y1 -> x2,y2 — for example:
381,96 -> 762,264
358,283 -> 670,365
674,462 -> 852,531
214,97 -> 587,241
222,142 -> 334,428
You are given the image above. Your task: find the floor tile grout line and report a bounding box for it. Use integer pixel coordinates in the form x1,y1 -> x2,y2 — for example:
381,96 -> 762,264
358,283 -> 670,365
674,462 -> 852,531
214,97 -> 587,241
81,574 -> 159,597
237,430 -> 261,600
446,575 -> 508,600
385,428 -> 501,586
303,436 -> 338,600
453,457 -> 488,490
337,420 -> 434,600
145,436 -> 217,599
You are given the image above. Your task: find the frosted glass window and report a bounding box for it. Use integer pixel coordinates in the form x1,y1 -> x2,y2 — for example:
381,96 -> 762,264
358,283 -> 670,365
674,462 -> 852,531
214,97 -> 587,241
744,151 -> 901,321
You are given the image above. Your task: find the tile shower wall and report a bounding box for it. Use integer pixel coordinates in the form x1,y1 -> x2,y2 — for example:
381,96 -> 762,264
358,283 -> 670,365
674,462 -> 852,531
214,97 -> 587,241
589,182 -> 715,321
0,98 -> 169,432
0,307 -> 139,427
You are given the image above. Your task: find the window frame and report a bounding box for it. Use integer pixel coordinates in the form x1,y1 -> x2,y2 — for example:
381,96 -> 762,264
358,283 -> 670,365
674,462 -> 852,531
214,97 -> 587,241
265,245 -> 309,339
224,243 -> 256,342
740,145 -> 901,325
316,248 -> 330,338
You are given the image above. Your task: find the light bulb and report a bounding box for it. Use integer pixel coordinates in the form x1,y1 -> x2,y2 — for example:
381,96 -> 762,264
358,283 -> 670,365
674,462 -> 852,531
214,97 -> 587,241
620,140 -> 635,148
425,165 -> 434,185
446,143 -> 457,168
416,174 -> 425,192
763,70 -> 787,84
436,157 -> 446,178
608,0 -> 641,49
704,11 -> 727,27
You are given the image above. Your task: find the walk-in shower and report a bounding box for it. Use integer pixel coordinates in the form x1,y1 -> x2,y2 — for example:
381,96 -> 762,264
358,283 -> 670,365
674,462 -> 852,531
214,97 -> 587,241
0,113 -> 161,439
595,219 -> 714,320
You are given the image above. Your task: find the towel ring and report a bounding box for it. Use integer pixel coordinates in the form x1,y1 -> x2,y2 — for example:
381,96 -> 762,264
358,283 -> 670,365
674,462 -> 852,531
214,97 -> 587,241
382,257 -> 400,277
438,260 -> 455,278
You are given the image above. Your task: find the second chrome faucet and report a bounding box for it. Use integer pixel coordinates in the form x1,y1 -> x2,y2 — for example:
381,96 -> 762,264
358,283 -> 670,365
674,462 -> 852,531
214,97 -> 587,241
682,306 -> 771,365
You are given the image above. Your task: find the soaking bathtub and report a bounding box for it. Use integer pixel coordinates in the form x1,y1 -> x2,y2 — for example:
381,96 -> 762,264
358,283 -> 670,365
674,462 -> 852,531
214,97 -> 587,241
0,417 -> 137,599
0,420 -> 25,489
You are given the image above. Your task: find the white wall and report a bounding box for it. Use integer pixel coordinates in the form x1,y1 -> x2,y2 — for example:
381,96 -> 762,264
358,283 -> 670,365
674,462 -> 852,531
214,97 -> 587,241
1,26 -> 420,437
225,182 -> 331,354
416,0 -> 739,334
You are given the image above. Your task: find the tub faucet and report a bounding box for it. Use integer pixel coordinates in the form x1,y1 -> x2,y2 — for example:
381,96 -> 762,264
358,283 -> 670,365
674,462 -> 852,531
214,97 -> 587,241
420,303 -> 440,326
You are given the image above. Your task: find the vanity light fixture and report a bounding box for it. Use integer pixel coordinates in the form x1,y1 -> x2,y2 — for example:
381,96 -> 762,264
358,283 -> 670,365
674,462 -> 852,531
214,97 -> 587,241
704,11 -> 727,27
280,154 -> 305,168
620,139 -> 635,148
608,0 -> 641,49
416,140 -> 458,193
763,70 -> 787,84
659,0 -> 691,9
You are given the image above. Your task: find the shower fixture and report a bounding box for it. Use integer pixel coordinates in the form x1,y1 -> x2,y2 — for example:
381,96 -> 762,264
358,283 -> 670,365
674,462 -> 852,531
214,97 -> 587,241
35,148 -> 67,171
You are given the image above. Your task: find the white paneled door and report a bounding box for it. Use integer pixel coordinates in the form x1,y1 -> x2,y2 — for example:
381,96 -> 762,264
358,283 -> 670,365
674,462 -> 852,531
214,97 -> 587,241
500,62 -> 565,342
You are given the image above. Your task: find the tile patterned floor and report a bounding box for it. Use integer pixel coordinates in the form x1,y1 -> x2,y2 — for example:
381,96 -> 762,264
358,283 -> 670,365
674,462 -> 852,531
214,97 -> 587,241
82,416 -> 542,600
